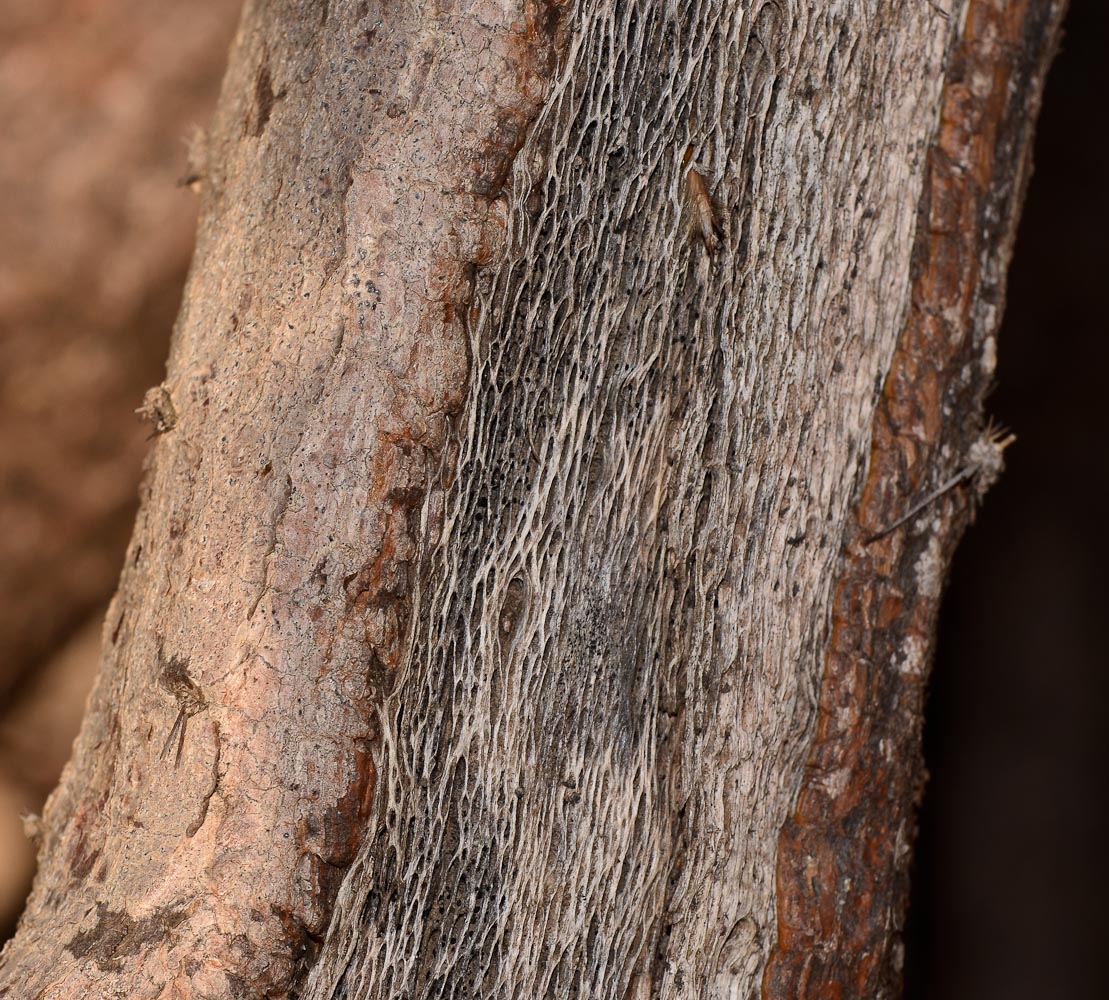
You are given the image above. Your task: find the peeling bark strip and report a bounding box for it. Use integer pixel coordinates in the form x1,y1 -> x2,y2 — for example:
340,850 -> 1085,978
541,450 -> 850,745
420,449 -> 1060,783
304,2 -> 967,998
763,2 -> 1066,998
0,1 -> 564,996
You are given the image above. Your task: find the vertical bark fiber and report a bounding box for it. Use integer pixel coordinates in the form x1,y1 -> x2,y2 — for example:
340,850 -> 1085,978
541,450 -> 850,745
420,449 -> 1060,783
0,1 -> 1063,998
1,0 -> 564,995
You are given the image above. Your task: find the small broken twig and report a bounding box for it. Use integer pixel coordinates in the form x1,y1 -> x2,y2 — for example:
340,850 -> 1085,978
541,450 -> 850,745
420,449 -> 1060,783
137,383 -> 177,437
866,425 -> 1015,544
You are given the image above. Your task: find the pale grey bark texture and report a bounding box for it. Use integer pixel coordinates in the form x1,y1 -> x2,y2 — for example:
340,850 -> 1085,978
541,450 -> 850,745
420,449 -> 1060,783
307,2 -> 948,997
0,0 -> 1063,998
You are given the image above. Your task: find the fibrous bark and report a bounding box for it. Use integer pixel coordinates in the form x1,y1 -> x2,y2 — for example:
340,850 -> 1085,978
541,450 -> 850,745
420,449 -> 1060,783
0,1 -> 1064,998
764,3 -> 1066,995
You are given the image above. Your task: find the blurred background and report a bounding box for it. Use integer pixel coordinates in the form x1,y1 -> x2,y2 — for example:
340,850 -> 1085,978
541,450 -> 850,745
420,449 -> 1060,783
0,1 -> 1102,996
0,0 -> 241,933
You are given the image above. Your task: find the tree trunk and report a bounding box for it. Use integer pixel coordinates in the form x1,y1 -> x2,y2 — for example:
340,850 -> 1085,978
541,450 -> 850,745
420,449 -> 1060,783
0,1 -> 1064,998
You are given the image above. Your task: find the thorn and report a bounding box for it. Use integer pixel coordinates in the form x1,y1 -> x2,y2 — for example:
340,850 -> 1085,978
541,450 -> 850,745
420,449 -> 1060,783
865,425 -> 1014,544
161,707 -> 188,767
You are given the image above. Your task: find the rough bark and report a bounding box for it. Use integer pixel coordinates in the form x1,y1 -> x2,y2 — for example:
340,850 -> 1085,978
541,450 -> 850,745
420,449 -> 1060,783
0,620 -> 102,936
763,3 -> 1066,995
0,1 -> 1063,998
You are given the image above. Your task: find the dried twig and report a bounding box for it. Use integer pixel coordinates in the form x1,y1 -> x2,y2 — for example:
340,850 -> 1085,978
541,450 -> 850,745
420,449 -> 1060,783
866,425 -> 1015,544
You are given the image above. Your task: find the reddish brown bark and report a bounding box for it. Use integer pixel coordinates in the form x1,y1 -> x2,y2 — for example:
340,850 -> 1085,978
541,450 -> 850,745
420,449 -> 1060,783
762,1 -> 1067,996
0,2 -> 1066,995
0,2 -> 569,995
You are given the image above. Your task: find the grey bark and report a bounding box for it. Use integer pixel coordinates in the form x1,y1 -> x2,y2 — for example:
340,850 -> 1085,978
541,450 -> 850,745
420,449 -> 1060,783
0,1 -> 1062,998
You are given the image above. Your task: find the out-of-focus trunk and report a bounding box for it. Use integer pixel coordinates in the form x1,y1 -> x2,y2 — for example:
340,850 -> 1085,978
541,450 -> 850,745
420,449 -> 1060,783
0,0 -> 240,934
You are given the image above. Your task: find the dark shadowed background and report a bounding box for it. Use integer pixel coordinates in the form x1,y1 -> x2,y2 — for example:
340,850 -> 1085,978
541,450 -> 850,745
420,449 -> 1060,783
905,2 -> 1106,998
0,2 -> 1102,996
